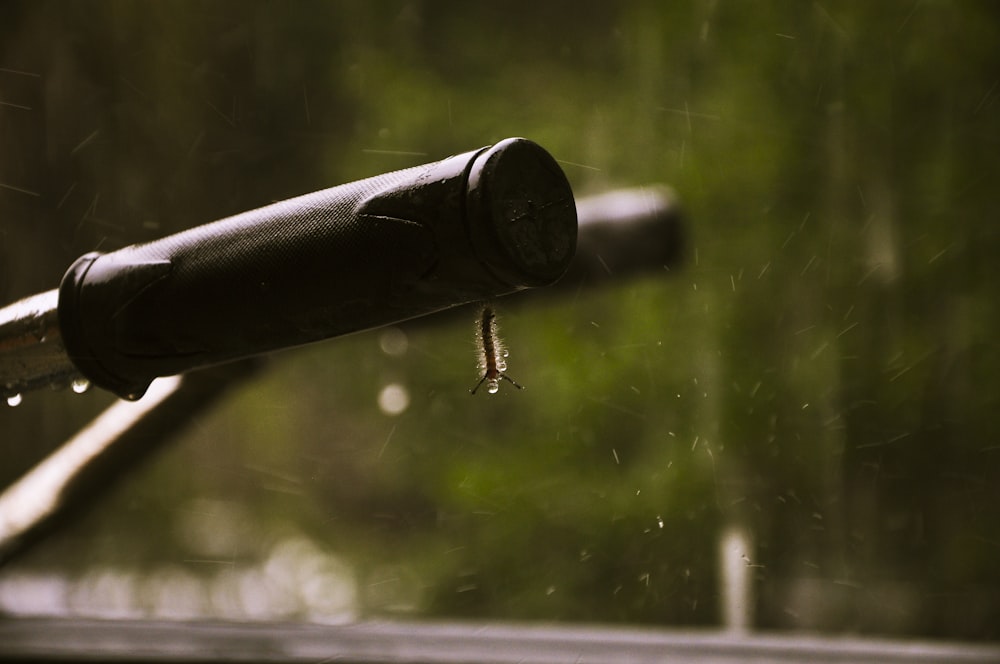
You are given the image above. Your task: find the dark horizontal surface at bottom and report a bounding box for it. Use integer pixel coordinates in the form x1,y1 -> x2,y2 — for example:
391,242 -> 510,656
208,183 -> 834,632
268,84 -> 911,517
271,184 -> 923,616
0,618 -> 998,664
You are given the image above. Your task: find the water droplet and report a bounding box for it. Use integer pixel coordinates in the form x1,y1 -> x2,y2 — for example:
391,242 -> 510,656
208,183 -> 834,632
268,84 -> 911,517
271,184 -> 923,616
71,378 -> 91,394
378,327 -> 408,356
487,379 -> 499,394
377,383 -> 410,416
7,393 -> 22,407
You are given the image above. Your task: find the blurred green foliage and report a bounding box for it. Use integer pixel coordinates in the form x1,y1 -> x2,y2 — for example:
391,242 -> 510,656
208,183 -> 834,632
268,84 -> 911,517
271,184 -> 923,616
2,0 -> 999,639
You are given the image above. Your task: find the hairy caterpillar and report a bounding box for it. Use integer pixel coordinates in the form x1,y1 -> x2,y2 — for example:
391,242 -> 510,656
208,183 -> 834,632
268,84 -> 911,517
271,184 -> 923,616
470,305 -> 523,395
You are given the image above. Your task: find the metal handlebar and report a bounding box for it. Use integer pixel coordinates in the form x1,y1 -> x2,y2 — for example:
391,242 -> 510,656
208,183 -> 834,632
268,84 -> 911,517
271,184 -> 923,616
1,138 -> 578,401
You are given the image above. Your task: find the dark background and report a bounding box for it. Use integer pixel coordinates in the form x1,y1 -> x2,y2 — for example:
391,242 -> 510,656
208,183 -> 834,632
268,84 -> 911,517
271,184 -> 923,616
1,1 -> 999,640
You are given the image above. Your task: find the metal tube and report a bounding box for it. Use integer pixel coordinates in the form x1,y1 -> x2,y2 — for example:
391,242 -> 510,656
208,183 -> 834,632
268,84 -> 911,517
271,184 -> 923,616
0,289 -> 81,401
0,359 -> 261,568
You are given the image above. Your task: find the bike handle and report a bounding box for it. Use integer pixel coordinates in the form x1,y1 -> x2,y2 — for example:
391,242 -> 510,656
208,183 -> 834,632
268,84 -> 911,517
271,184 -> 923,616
57,138 -> 577,399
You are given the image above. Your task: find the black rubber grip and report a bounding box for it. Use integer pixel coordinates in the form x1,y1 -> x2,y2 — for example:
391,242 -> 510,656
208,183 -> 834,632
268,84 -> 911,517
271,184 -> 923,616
58,138 -> 577,399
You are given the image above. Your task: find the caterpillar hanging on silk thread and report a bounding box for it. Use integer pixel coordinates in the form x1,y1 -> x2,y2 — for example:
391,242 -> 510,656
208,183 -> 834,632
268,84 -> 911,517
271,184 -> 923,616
470,304 -> 523,395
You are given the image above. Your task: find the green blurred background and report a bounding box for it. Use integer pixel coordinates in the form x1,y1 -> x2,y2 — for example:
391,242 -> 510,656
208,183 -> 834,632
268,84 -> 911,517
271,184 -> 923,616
2,0 -> 999,640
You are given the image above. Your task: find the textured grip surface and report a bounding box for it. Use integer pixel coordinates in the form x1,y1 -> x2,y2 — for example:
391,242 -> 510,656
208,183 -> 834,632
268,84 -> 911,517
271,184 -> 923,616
59,138 -> 577,399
